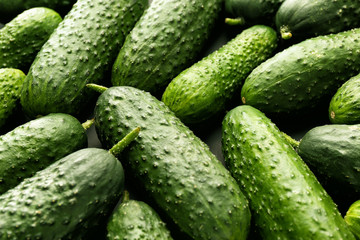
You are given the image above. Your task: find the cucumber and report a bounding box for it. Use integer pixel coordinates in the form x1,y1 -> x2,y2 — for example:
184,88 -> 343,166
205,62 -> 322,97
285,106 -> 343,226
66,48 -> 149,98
0,0 -> 76,23
329,73 -> 360,124
276,0 -> 360,41
162,25 -> 277,124
111,0 -> 223,96
0,7 -> 62,72
225,0 -> 285,26
297,124 -> 360,214
222,105 -> 355,239
0,113 -> 88,194
0,68 -> 26,129
345,200 -> 360,239
241,28 -> 360,116
20,0 -> 148,119
107,191 -> 173,240
92,85 -> 251,240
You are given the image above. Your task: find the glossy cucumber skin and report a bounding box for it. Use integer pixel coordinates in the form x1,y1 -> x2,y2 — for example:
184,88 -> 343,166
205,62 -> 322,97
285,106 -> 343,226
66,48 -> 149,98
111,0 -> 223,96
0,113 -> 87,194
94,86 -> 251,240
0,68 -> 26,129
20,0 -> 148,119
276,0 -> 360,41
0,7 -> 62,72
345,200 -> 360,239
298,124 -> 360,213
241,28 -> 360,116
162,25 -> 277,124
222,105 -> 355,240
329,73 -> 360,124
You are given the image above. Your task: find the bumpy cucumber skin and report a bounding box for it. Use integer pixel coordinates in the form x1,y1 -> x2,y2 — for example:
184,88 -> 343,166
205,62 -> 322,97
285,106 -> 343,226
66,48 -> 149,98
0,0 -> 76,23
0,68 -> 25,129
107,199 -> 173,240
276,0 -> 360,41
0,7 -> 62,72
111,0 -> 223,96
94,86 -> 251,240
297,124 -> 360,213
345,200 -> 360,239
0,113 -> 87,194
162,25 -> 277,124
241,28 -> 360,116
329,73 -> 360,124
222,105 -> 355,240
225,0 -> 284,25
20,0 -> 148,119
0,148 -> 124,239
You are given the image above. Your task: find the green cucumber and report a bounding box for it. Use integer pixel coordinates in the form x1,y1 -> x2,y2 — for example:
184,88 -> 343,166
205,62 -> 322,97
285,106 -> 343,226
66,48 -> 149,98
241,28 -> 360,116
0,7 -> 62,72
297,124 -> 360,214
329,73 -> 360,124
0,0 -> 75,23
0,127 -> 138,239
0,113 -> 88,194
345,200 -> 360,239
276,0 -> 360,41
162,25 -> 277,124
222,105 -> 355,239
0,68 -> 26,129
107,191 -> 173,240
111,0 -> 223,96
20,0 -> 148,119
92,85 -> 251,240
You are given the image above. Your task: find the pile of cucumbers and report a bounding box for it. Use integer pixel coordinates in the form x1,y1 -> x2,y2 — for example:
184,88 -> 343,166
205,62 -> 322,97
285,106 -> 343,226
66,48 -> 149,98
1,0 -> 360,239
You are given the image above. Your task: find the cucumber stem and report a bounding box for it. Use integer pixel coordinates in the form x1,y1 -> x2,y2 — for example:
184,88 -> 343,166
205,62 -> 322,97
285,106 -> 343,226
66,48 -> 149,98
82,118 -> 95,130
281,131 -> 300,149
122,190 -> 130,202
109,127 -> 141,156
225,17 -> 245,26
280,26 -> 292,40
86,83 -> 108,93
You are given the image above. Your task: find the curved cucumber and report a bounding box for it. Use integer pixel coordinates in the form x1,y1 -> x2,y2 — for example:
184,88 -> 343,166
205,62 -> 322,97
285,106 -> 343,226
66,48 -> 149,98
0,113 -> 87,194
20,0 -> 148,119
222,105 -> 355,239
111,0 -> 223,96
162,25 -> 277,124
241,28 -> 360,116
276,0 -> 360,41
345,200 -> 360,239
94,86 -> 251,240
0,7 -> 62,72
329,73 -> 360,124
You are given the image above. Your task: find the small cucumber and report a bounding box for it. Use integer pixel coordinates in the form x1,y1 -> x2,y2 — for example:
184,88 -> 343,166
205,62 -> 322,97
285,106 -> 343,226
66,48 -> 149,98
345,200 -> 360,239
0,7 -> 62,72
107,191 -> 173,240
92,85 -> 251,240
329,73 -> 360,124
162,25 -> 277,124
0,68 -> 26,129
0,113 -> 88,194
222,105 -> 355,239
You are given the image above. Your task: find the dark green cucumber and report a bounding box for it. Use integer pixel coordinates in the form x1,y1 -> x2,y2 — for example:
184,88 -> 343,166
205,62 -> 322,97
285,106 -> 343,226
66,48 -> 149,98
162,25 -> 277,124
329,73 -> 360,124
0,68 -> 26,129
93,86 -> 251,240
225,0 -> 285,26
20,0 -> 148,119
241,28 -> 360,116
107,191 -> 173,240
111,0 -> 223,96
297,124 -> 360,214
0,147 -> 124,239
276,0 -> 360,41
0,113 -> 88,194
345,200 -> 360,239
222,105 -> 355,239
0,0 -> 76,23
0,7 -> 62,72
